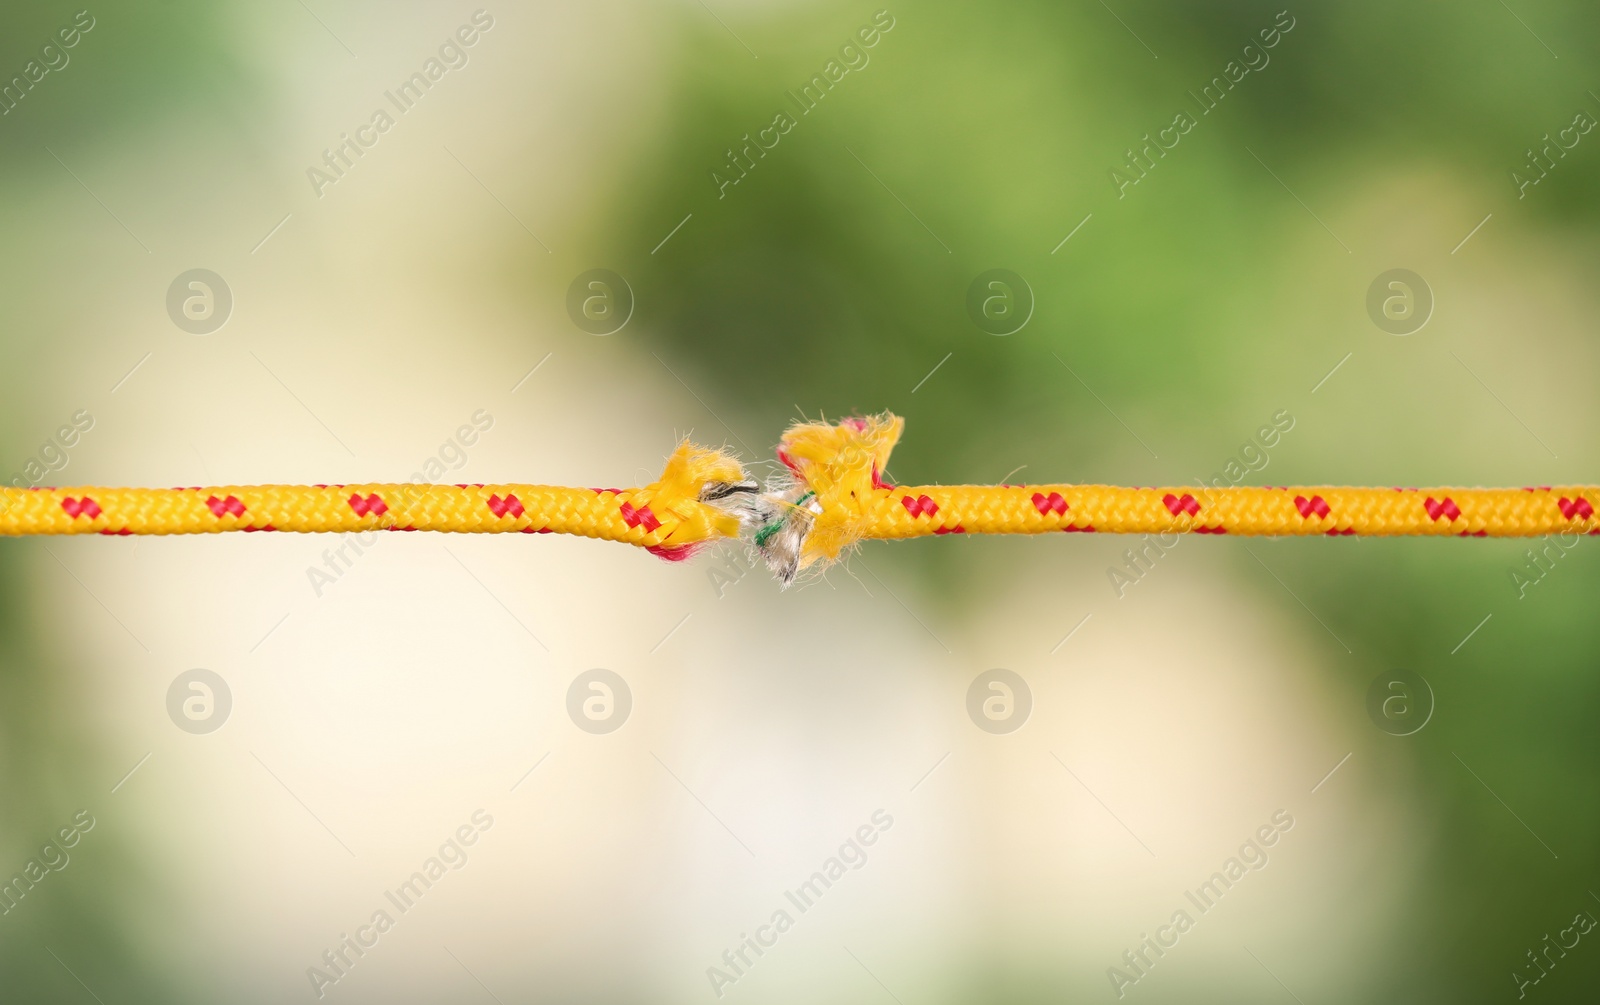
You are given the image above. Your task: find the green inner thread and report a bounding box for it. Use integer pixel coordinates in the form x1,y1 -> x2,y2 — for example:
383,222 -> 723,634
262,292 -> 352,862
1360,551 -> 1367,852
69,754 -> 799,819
753,493 -> 816,548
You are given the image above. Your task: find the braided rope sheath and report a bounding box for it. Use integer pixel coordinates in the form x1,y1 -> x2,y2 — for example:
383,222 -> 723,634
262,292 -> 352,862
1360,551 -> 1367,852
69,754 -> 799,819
0,485 -> 702,543
844,484 -> 1600,539
1,415 -> 1594,576
766,414 -> 1599,575
0,442 -> 747,559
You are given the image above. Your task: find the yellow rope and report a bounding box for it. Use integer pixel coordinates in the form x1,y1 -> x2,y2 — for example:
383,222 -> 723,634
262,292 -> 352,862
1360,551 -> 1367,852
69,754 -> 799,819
2,414 -> 1593,578
0,443 -> 745,558
769,413 -> 1599,570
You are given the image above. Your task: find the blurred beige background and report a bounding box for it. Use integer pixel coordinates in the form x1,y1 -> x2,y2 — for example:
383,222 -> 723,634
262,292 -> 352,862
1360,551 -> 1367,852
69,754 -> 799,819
2,2 -> 1598,1003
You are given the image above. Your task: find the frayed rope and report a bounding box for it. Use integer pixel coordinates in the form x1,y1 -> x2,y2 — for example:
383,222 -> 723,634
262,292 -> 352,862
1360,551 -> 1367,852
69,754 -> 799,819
696,413 -> 902,586
8,412 -> 1587,555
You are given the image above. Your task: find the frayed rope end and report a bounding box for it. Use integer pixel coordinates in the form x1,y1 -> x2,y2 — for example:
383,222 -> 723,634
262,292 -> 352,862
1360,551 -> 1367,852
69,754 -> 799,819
687,413 -> 903,586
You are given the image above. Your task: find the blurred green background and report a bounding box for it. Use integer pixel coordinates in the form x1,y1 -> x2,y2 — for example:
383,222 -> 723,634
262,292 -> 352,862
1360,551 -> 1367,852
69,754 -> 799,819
2,1 -> 1598,1002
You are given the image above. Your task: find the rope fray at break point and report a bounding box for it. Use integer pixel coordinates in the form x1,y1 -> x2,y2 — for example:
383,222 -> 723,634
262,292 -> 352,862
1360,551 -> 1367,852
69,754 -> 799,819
1,412 -> 1596,586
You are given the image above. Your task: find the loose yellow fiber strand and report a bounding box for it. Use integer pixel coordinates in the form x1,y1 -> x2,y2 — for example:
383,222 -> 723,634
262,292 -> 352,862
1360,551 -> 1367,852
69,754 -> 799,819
1,415 -> 1593,578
